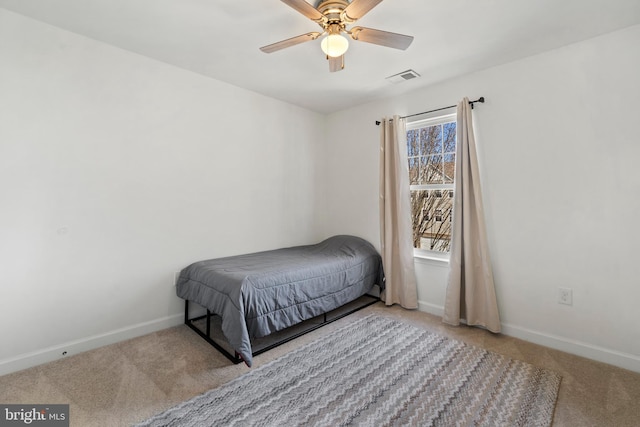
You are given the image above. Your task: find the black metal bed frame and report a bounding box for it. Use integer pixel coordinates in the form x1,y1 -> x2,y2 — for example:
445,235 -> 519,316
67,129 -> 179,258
184,295 -> 380,364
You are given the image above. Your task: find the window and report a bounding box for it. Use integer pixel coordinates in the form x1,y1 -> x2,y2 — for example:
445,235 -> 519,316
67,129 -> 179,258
407,113 -> 456,255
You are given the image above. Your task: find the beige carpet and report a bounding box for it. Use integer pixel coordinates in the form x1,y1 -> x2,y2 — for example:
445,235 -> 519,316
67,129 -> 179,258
1,304 -> 639,426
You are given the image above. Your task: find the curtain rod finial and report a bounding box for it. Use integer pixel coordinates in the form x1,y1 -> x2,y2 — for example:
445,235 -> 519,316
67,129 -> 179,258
470,96 -> 485,109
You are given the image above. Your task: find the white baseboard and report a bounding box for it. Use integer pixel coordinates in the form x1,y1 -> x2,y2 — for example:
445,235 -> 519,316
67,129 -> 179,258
0,313 -> 183,377
4,306 -> 639,376
417,300 -> 444,317
500,322 -> 640,373
417,301 -> 640,373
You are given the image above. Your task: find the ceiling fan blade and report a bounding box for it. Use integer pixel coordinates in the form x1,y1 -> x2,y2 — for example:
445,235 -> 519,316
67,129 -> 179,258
328,55 -> 344,72
342,0 -> 384,22
349,26 -> 414,50
260,32 -> 322,53
281,0 -> 324,22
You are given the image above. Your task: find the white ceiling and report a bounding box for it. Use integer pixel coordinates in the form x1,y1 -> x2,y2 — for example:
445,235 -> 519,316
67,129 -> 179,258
2,0 -> 640,113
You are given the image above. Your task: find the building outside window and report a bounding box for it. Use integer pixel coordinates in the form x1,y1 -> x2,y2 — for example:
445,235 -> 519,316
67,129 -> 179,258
407,113 -> 456,255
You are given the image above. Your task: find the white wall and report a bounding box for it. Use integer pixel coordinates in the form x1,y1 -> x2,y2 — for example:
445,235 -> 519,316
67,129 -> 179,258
323,24 -> 640,372
0,10 -> 325,374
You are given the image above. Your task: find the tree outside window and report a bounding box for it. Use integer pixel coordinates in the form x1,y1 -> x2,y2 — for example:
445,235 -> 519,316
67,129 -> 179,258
407,114 -> 456,253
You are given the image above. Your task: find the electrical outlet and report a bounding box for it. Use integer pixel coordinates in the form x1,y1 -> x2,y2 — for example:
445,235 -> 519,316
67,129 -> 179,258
558,287 -> 573,305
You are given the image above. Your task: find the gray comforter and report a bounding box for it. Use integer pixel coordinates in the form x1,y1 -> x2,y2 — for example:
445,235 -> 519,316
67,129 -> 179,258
176,235 -> 384,366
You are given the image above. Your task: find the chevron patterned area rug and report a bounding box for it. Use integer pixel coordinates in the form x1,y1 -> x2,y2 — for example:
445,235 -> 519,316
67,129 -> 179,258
138,315 -> 561,427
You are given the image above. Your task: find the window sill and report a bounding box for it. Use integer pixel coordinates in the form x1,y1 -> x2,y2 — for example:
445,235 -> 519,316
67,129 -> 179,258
413,252 -> 450,265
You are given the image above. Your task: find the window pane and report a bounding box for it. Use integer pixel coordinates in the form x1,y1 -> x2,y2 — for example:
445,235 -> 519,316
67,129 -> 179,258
443,122 -> 456,153
407,129 -> 419,157
410,190 -> 428,249
418,156 -> 428,184
411,189 -> 454,251
420,125 -> 442,156
422,155 -> 443,184
443,153 -> 455,184
408,157 -> 419,185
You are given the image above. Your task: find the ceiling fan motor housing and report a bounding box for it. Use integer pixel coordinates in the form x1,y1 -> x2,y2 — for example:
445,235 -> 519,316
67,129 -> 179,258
317,0 -> 352,27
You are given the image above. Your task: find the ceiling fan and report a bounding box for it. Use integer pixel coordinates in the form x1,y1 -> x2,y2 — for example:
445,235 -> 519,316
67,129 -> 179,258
260,0 -> 414,72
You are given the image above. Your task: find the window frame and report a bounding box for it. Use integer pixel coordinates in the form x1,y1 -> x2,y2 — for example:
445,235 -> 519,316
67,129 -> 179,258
406,112 -> 457,260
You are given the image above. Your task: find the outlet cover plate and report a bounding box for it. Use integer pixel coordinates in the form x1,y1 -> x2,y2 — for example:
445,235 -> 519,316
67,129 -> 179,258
558,287 -> 573,305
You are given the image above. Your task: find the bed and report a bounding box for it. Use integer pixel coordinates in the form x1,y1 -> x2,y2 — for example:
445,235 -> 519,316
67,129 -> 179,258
176,235 -> 384,366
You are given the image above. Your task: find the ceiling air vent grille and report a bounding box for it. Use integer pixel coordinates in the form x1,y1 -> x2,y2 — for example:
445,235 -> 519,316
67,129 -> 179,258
386,69 -> 420,84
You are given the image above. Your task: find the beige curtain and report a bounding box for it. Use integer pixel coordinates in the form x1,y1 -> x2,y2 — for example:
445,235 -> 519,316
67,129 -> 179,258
379,116 -> 418,309
443,98 -> 501,332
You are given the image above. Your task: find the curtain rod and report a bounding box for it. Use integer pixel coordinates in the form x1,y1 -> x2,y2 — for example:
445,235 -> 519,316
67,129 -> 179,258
375,97 -> 485,126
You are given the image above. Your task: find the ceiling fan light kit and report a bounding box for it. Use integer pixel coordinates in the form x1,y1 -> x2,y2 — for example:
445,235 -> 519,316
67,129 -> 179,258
321,34 -> 349,57
260,0 -> 414,72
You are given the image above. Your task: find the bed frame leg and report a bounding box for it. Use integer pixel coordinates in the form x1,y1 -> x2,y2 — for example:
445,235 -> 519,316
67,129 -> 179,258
183,300 -> 243,365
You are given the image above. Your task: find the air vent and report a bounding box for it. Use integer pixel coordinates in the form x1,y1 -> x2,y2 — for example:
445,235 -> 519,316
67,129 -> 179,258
386,69 -> 420,84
